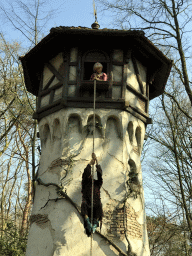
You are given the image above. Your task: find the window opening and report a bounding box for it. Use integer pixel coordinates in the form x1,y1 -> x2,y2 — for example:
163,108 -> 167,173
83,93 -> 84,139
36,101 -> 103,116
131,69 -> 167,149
127,121 -> 133,144
84,62 -> 108,80
128,160 -> 139,185
127,159 -> 140,197
135,126 -> 141,151
83,50 -> 108,80
41,123 -> 50,146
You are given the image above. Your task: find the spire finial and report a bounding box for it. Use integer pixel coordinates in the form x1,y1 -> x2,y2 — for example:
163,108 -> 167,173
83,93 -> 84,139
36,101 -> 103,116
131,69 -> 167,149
92,0 -> 100,29
93,0 -> 98,23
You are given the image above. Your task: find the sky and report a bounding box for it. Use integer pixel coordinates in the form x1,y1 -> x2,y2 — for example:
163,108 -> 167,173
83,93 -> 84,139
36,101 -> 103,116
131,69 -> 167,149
0,0 -> 163,215
0,0 -> 114,45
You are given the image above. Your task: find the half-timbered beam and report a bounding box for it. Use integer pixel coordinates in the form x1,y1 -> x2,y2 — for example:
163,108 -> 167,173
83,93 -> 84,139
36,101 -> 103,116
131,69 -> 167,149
45,62 -> 64,82
43,74 -> 55,91
132,55 -> 144,95
126,84 -> 148,101
39,82 -> 63,96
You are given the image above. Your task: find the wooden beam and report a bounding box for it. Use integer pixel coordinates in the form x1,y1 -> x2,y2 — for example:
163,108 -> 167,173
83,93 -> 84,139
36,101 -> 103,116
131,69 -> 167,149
67,97 -> 125,109
33,104 -> 64,121
122,63 -> 128,100
132,55 -> 144,94
36,99 -> 61,114
80,81 -> 109,92
34,98 -> 125,120
76,53 -> 81,97
128,104 -> 149,119
61,52 -> 69,101
125,107 -> 152,124
126,84 -> 148,101
39,82 -> 63,96
67,97 -> 125,104
108,70 -> 113,98
34,104 -> 152,124
67,101 -> 124,109
125,49 -> 132,64
45,62 -> 64,82
43,75 -> 55,91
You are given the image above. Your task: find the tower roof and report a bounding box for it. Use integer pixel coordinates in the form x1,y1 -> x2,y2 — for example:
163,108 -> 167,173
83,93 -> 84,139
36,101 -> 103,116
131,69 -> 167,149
20,26 -> 172,100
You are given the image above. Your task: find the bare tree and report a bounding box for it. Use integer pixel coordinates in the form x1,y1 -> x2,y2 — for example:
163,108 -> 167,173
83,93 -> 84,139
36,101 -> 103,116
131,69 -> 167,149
143,76 -> 192,252
97,0 -> 192,252
0,34 -> 37,241
0,0 -> 60,234
0,0 -> 59,48
97,0 -> 192,105
0,2 -> 61,254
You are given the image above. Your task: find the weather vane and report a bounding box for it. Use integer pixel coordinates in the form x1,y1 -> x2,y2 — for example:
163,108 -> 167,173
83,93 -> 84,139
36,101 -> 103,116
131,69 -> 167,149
93,0 -> 98,23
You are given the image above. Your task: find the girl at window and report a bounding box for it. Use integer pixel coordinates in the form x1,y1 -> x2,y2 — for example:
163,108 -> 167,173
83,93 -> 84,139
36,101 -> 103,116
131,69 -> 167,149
90,62 -> 107,81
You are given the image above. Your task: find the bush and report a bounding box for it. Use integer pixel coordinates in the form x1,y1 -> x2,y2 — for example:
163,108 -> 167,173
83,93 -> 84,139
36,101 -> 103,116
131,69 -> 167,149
0,221 -> 27,256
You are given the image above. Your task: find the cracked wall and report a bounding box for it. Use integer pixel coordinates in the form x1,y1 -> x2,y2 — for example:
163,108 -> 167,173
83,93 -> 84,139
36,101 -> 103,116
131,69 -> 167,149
26,108 -> 150,256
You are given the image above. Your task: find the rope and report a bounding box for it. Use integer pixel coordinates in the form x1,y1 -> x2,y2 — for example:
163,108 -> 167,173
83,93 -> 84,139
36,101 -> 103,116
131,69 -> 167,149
93,79 -> 96,154
90,79 -> 96,256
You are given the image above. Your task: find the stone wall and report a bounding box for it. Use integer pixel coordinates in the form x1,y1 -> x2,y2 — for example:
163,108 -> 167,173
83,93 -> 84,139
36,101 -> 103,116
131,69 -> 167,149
106,205 -> 142,240
26,108 -> 150,256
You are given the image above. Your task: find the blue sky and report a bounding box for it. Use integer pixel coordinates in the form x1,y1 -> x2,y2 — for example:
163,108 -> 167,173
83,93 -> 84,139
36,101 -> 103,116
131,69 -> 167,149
0,0 -> 161,214
46,0 -> 103,28
0,0 -> 113,45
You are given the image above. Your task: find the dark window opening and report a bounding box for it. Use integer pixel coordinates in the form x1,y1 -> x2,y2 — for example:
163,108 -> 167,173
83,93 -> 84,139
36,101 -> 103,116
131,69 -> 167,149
82,50 -> 109,81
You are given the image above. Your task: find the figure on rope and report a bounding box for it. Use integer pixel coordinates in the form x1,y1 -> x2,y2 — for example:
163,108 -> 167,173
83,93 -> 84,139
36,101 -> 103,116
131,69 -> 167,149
81,153 -> 103,237
90,62 -> 107,81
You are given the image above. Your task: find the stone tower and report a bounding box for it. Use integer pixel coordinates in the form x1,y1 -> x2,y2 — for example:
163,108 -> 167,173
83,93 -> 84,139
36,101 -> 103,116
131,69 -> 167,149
20,25 -> 172,256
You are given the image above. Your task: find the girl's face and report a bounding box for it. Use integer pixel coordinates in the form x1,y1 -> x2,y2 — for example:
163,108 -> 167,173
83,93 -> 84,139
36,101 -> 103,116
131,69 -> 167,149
95,67 -> 102,73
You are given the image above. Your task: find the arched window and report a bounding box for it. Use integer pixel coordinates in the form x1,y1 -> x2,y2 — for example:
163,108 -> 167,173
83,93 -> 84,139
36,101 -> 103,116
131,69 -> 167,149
40,123 -> 50,146
135,126 -> 142,152
128,159 -> 139,186
87,114 -> 102,137
53,118 -> 61,140
127,121 -> 133,144
82,50 -> 109,80
128,159 -> 137,173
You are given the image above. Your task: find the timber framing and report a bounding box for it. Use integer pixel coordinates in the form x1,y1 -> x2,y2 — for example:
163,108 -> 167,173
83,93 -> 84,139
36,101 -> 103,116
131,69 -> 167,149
20,26 -> 172,100
126,84 -> 148,101
132,55 -> 144,94
128,105 -> 148,119
43,75 -> 55,91
125,106 -> 152,124
45,62 -> 64,82
20,25 -> 172,124
40,82 -> 63,96
34,96 -> 151,124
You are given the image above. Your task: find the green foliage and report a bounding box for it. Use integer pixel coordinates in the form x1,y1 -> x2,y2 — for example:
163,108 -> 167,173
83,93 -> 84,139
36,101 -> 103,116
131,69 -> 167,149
0,221 -> 27,256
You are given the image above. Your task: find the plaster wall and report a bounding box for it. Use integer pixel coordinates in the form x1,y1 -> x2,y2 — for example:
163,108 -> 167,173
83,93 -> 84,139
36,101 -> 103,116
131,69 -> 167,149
27,49 -> 150,256
26,108 -> 150,256
126,59 -> 147,113
42,53 -> 63,90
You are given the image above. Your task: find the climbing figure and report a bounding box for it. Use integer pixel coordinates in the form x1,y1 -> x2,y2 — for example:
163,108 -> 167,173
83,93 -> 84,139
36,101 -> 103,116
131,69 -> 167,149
90,62 -> 107,81
81,153 -> 103,237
